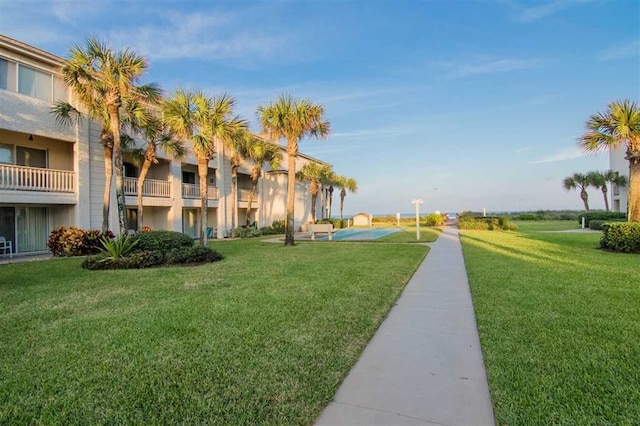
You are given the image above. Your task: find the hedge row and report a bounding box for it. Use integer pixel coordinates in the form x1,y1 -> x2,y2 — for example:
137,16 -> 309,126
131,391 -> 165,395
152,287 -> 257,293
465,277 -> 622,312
458,216 -> 516,231
600,223 -> 640,253
579,212 -> 626,226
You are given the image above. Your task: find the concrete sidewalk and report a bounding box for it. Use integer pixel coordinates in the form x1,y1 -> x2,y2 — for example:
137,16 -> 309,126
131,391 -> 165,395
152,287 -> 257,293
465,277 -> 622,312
315,226 -> 495,426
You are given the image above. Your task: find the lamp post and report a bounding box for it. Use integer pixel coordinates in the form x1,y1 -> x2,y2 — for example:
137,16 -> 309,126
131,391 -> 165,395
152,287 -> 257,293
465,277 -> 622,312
412,199 -> 423,240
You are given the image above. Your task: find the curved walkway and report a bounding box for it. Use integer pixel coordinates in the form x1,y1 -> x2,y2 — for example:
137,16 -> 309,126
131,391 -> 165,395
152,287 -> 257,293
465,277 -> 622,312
315,226 -> 495,425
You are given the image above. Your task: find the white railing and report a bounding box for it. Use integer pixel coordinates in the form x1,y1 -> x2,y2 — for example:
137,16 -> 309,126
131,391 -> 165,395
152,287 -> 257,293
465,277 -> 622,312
0,164 -> 75,192
182,183 -> 219,200
124,177 -> 170,198
238,188 -> 254,201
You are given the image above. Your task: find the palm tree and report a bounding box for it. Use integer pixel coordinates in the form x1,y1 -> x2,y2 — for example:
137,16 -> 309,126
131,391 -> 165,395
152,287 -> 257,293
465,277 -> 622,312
296,163 -> 333,223
238,136 -> 282,226
225,130 -> 256,235
335,175 -> 358,223
257,95 -> 330,245
59,37 -> 160,235
586,170 -> 627,212
579,99 -> 640,221
129,111 -> 185,230
163,89 -> 247,245
323,170 -> 338,219
563,173 -> 591,211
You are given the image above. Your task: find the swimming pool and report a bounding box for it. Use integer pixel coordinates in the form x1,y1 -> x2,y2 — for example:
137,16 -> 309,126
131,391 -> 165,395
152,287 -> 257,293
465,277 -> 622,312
318,227 -> 401,241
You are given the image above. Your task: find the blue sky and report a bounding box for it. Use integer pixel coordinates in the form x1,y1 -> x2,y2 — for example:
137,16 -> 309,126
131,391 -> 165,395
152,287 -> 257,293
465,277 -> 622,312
2,0 -> 638,215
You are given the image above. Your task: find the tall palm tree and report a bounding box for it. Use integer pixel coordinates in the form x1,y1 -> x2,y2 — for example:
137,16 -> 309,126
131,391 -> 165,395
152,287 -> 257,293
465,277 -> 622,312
59,37 -> 160,235
563,173 -> 591,211
335,175 -> 358,222
296,162 -> 333,223
323,170 -> 338,219
586,170 -> 628,212
225,130 -> 256,235
238,136 -> 282,226
257,95 -> 330,245
579,99 -> 640,221
129,111 -> 185,230
163,89 -> 247,245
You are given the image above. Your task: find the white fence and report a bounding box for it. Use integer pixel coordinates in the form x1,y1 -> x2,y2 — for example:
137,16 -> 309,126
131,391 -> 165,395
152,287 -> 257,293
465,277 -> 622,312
0,164 -> 75,192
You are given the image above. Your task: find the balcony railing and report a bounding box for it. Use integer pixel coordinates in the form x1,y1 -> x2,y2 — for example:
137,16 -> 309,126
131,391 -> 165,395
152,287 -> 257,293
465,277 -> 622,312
124,177 -> 171,198
182,183 -> 219,200
0,164 -> 75,192
238,188 -> 254,201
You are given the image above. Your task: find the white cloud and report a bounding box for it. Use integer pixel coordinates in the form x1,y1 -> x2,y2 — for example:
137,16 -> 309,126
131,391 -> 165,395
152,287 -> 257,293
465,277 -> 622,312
530,147 -> 589,164
516,0 -> 596,22
515,146 -> 531,153
597,40 -> 640,61
448,58 -> 540,78
331,127 -> 414,140
108,10 -> 287,62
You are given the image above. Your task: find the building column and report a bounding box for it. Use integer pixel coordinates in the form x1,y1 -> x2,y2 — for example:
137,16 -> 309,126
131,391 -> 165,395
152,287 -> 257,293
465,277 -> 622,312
74,119 -> 91,229
169,159 -> 183,232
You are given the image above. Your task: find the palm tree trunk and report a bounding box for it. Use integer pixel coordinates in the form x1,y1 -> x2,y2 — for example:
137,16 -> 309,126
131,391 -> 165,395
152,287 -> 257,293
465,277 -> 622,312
198,157 -> 209,245
136,149 -> 153,231
108,105 -> 128,235
246,178 -> 258,226
580,188 -> 590,211
340,190 -> 346,222
628,158 -> 640,222
285,140 -> 298,245
328,188 -> 333,219
310,179 -> 318,223
601,187 -> 610,212
102,144 -> 113,233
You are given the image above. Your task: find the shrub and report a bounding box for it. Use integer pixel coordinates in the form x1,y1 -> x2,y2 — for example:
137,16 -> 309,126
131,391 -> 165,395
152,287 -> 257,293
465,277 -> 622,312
518,213 -> 543,221
579,212 -> 626,226
424,213 -> 444,226
48,226 -> 114,257
82,250 -> 164,270
588,219 -> 624,231
600,222 -> 640,253
235,227 -> 261,238
270,220 -> 285,234
99,235 -> 138,258
129,230 -> 194,254
166,246 -> 224,265
458,216 -> 516,231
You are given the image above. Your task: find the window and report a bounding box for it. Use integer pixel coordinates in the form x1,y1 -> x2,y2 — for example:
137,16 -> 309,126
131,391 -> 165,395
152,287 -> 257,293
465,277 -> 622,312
0,144 -> 14,164
126,208 -> 138,232
182,171 -> 196,184
18,64 -> 52,101
16,146 -> 47,168
124,162 -> 139,178
0,58 -> 8,90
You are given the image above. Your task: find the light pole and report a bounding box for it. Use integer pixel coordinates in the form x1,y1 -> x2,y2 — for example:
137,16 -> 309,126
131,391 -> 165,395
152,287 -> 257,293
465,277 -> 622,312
412,199 -> 423,240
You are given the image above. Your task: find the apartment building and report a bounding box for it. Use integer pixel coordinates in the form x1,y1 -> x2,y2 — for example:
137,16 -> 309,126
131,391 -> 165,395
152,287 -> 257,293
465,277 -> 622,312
609,146 -> 628,213
0,34 -> 328,254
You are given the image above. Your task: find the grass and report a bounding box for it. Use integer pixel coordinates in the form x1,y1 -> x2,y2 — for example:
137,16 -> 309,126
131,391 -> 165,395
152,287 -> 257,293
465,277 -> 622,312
377,226 -> 440,243
0,239 -> 428,425
512,220 -> 583,232
460,227 -> 639,424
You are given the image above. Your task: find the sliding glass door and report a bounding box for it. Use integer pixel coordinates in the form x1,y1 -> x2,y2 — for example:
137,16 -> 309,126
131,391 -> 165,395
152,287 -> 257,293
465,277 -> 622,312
16,207 -> 48,253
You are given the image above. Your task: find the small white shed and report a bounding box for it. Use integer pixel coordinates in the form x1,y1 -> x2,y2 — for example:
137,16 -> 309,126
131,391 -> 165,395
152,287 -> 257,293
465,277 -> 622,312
352,212 -> 373,227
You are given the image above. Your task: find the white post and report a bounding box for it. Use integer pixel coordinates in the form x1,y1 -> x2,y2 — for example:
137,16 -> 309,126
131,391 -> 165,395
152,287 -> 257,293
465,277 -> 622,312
396,212 -> 400,227
581,216 -> 585,229
412,199 -> 423,240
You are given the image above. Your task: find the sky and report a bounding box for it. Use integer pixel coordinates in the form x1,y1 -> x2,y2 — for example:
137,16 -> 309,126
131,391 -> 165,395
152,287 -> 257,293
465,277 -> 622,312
1,0 -> 638,215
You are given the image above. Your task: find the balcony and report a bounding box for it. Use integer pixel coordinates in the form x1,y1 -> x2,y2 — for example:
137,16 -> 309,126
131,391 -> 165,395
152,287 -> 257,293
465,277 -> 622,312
0,164 -> 75,192
124,177 -> 170,198
182,183 -> 219,200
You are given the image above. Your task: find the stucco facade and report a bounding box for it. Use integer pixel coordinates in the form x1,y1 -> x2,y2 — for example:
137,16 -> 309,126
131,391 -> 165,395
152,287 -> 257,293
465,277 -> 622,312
609,146 -> 628,213
0,34 -> 329,253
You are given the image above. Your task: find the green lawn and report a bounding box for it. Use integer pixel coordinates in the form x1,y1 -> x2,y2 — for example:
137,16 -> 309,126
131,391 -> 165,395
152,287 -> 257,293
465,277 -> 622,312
461,229 -> 639,424
378,226 -> 440,243
0,239 -> 428,425
512,220 -> 582,232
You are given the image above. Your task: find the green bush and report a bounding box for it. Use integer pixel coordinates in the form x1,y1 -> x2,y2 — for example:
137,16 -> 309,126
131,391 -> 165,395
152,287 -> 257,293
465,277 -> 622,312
316,218 -> 346,229
99,235 -> 138,258
270,220 -> 285,234
579,212 -> 626,226
129,230 -> 194,254
48,226 -> 114,257
518,213 -> 543,221
458,216 -> 516,231
424,213 -> 444,226
82,250 -> 165,270
600,222 -> 640,253
234,227 -> 261,238
166,246 -> 224,265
